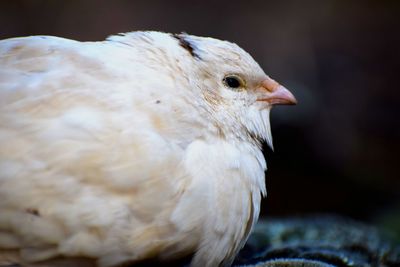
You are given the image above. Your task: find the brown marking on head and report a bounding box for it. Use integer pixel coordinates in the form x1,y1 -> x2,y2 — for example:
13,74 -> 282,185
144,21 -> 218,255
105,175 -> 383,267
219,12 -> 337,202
150,113 -> 166,132
64,50 -> 109,75
0,42 -> 51,68
10,44 -> 24,54
202,89 -> 224,108
244,127 -> 262,147
215,123 -> 226,139
172,33 -> 201,60
11,57 -> 52,73
26,208 -> 40,216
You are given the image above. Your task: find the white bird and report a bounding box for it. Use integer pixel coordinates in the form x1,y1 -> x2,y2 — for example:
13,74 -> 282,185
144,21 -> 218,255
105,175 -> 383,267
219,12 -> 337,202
0,31 -> 296,267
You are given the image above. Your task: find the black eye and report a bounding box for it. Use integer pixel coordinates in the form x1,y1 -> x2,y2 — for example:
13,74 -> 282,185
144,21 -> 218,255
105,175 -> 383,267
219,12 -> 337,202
223,75 -> 244,89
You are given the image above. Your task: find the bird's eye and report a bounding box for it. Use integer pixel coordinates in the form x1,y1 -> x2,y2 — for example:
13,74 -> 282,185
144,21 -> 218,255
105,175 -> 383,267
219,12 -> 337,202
223,75 -> 245,90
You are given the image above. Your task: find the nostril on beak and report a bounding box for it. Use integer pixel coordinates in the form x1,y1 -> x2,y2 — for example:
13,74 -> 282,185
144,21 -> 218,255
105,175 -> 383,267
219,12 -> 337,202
261,78 -> 281,92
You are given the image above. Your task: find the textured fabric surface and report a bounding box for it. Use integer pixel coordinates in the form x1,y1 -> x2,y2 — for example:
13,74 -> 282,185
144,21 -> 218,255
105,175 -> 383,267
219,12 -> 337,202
234,216 -> 400,267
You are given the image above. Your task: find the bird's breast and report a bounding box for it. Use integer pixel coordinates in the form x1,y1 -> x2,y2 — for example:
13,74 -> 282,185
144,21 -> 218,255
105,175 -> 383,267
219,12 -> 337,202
170,138 -> 266,266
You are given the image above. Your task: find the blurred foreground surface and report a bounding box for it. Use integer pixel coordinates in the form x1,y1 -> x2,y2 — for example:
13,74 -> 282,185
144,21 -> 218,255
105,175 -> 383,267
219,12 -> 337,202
235,216 -> 400,267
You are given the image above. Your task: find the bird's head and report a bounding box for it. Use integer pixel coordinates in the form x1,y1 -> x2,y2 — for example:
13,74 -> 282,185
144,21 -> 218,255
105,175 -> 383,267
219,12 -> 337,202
110,31 -> 296,147
172,33 -> 297,147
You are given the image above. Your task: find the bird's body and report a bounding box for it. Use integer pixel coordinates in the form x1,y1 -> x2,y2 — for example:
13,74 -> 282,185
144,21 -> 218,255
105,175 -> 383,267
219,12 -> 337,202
0,31 -> 296,267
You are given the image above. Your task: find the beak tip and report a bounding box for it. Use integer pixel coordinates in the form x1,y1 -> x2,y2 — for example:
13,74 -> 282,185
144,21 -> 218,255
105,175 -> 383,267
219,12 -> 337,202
271,85 -> 298,105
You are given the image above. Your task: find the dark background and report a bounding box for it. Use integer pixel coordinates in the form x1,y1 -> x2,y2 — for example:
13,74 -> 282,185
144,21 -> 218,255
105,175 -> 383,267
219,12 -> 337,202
1,0 -> 399,240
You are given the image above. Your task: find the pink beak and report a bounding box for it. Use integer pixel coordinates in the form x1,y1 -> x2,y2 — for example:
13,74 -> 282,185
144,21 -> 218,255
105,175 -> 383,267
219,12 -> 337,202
258,77 -> 297,105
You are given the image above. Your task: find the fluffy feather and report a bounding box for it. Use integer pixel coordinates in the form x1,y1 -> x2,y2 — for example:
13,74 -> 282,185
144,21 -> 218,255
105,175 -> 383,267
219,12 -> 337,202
0,31 -> 295,266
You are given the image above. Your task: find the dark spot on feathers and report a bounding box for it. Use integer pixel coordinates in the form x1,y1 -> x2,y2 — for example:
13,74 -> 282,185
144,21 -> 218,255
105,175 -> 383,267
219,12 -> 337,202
155,100 -> 161,104
172,33 -> 201,60
244,128 -> 263,148
26,208 -> 40,216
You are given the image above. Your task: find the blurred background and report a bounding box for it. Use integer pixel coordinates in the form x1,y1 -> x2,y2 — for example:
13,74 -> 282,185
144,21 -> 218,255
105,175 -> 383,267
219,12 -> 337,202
1,0 -> 399,240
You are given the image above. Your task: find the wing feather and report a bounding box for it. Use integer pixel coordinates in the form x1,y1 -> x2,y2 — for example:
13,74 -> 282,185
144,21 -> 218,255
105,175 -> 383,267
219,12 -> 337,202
0,35 -> 195,265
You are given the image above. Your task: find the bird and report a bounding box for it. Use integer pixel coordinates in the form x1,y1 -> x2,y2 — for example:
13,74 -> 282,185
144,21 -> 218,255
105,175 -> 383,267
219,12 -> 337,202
0,31 -> 296,267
